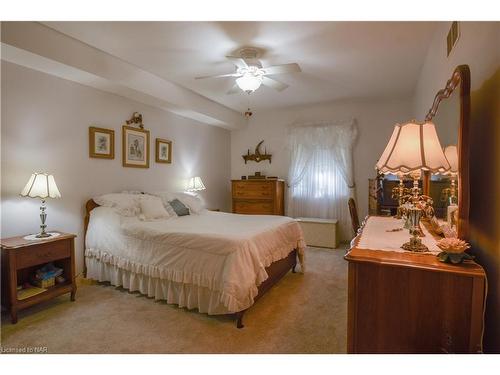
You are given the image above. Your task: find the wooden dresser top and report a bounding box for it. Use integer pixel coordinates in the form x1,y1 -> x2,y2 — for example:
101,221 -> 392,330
1,232 -> 76,249
345,216 -> 485,277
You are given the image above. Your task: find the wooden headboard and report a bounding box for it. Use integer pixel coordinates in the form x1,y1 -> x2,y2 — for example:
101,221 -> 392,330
84,199 -> 100,241
83,199 -> 100,276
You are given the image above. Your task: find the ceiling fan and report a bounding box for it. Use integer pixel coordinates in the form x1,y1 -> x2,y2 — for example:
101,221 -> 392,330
195,48 -> 302,95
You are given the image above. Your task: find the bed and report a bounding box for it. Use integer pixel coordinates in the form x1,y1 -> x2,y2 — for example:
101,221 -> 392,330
83,198 -> 305,328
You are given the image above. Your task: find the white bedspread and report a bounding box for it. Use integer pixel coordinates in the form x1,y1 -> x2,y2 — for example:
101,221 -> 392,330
85,208 -> 305,314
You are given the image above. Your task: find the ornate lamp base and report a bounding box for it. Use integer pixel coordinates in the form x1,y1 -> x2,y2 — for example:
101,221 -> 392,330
401,236 -> 429,252
36,199 -> 51,238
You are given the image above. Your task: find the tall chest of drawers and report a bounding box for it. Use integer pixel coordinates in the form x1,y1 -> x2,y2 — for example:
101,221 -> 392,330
231,179 -> 285,215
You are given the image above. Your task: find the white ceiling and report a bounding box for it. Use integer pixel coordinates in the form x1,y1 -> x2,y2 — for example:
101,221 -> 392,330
43,21 -> 439,112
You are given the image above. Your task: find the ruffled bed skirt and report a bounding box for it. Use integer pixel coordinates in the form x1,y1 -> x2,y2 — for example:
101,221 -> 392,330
85,256 -> 237,315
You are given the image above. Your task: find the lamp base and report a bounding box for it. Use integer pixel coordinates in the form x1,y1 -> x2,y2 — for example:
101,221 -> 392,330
401,236 -> 429,252
35,232 -> 52,238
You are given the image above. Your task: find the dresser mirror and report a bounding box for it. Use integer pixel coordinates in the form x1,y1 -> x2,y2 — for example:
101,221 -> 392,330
425,64 -> 470,240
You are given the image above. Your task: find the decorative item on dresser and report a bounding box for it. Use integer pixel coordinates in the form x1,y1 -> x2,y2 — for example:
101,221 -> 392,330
344,217 -> 486,353
20,172 -> 62,239
232,179 -> 284,215
1,232 -> 77,324
375,120 -> 451,252
370,176 -> 451,218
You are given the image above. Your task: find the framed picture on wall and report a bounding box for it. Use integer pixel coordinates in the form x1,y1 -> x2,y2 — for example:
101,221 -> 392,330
122,125 -> 150,168
155,138 -> 172,164
89,126 -> 114,159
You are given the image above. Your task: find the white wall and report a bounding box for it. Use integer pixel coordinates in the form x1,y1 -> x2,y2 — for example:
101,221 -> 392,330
1,61 -> 231,273
413,22 -> 499,117
230,97 -> 413,220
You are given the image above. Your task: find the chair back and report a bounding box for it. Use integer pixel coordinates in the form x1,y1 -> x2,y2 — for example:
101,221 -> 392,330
348,198 -> 360,235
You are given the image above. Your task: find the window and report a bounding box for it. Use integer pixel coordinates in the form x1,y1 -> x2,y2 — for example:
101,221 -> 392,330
287,120 -> 357,240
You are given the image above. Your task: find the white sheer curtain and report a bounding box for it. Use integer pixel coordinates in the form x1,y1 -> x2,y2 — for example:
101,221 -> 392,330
287,119 -> 357,240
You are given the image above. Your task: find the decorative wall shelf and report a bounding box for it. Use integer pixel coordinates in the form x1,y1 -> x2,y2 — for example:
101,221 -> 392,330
242,140 -> 272,164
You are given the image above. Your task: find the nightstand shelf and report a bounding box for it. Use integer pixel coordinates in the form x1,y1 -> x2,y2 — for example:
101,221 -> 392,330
1,232 -> 77,324
16,282 -> 73,309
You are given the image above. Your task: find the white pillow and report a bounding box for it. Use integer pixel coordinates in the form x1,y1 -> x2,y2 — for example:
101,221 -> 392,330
173,192 -> 206,214
121,190 -> 144,195
138,195 -> 171,221
93,193 -> 140,217
149,191 -> 175,203
147,190 -> 205,214
148,191 -> 178,216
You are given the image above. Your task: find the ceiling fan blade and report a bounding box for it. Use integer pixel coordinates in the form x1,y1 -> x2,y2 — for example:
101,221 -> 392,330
195,73 -> 240,80
226,56 -> 249,69
262,77 -> 289,92
261,63 -> 301,76
226,84 -> 241,95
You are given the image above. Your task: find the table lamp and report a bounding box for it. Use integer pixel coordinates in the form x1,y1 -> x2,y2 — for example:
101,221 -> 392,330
20,173 -> 61,238
186,176 -> 206,193
376,121 -> 450,252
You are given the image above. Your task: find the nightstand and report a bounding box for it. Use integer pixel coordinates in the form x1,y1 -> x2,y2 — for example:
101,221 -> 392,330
1,232 -> 77,324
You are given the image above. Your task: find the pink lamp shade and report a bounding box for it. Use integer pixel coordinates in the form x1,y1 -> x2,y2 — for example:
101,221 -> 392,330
443,145 -> 459,176
376,121 -> 451,175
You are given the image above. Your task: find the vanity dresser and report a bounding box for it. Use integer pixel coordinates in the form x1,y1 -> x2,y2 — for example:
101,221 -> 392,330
345,217 -> 486,353
346,65 -> 487,353
231,179 -> 285,215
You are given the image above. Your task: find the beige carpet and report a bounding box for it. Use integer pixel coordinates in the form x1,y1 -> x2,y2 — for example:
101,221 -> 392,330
1,246 -> 348,353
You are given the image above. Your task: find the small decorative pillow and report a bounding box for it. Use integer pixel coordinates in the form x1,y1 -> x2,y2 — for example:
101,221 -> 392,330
93,193 -> 140,217
139,196 -> 170,221
169,199 -> 190,216
173,192 -> 206,214
163,202 -> 177,218
148,191 -> 178,217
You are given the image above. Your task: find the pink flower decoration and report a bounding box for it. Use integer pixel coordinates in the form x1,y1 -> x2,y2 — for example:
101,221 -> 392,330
436,238 -> 471,254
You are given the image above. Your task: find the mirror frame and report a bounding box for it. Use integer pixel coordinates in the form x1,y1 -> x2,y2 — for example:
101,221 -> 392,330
425,64 -> 471,240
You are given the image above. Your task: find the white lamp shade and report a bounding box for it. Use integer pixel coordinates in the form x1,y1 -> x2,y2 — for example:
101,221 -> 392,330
443,145 -> 459,175
20,173 -> 61,199
186,176 -> 206,192
376,121 -> 451,175
236,73 -> 262,92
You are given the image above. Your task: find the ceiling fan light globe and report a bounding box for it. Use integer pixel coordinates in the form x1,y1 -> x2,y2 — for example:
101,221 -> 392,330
236,73 -> 262,93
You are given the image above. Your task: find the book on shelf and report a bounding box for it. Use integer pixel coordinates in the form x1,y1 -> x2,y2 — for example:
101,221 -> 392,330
17,286 -> 47,300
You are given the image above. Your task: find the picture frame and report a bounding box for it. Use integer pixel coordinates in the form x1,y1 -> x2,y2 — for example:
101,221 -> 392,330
122,125 -> 150,168
89,126 -> 114,159
155,138 -> 172,164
